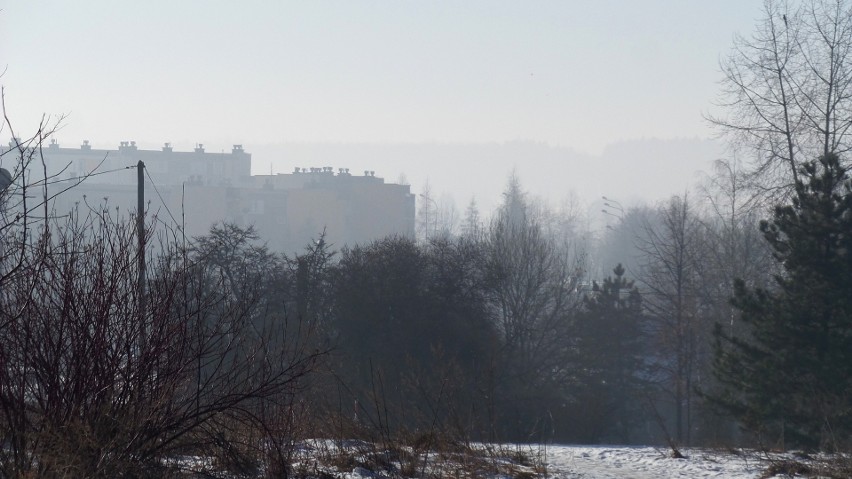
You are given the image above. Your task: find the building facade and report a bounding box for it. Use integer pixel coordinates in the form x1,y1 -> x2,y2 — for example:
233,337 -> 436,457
2,139 -> 415,254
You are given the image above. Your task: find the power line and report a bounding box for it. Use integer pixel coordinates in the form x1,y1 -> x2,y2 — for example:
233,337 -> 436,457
142,166 -> 198,255
28,164 -> 138,188
143,166 -> 181,230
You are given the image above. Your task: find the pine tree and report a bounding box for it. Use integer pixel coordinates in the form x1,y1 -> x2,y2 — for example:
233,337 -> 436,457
417,181 -> 436,240
573,264 -> 644,442
712,153 -> 852,449
461,197 -> 482,239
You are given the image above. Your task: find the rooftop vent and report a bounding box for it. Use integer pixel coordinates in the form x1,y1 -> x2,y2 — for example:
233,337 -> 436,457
195,143 -> 205,153
81,140 -> 91,151
162,142 -> 173,152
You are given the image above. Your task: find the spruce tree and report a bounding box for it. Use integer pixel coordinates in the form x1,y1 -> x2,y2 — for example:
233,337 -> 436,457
573,264 -> 644,442
712,153 -> 852,449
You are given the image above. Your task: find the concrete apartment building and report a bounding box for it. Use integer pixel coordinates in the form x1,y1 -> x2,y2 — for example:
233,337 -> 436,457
2,139 -> 415,254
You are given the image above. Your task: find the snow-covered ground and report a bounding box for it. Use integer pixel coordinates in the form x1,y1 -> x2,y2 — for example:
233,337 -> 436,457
296,442 -> 806,479
544,445 -> 769,479
176,440 -> 831,478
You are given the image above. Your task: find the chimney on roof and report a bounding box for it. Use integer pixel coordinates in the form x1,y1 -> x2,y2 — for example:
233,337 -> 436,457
162,142 -> 173,152
81,140 -> 91,151
195,143 -> 205,153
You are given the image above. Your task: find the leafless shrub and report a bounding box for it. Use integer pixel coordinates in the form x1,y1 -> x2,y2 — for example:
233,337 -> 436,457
0,113 -> 325,477
759,459 -> 812,479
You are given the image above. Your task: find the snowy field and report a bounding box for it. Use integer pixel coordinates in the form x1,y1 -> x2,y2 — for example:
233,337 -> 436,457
286,441 -> 818,479
543,445 -> 771,479
172,440 -> 838,478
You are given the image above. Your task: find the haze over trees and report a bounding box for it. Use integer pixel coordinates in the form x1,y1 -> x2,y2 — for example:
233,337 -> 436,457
2,0 -> 852,476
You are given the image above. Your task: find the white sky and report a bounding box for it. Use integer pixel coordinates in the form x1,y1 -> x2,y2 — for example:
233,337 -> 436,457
0,1 -> 762,155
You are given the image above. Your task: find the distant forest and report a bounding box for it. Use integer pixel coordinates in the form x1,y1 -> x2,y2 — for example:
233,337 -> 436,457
2,1 -> 852,476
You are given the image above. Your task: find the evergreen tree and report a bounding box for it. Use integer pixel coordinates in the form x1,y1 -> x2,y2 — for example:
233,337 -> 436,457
712,153 -> 852,449
572,264 -> 644,442
417,181 -> 436,240
461,197 -> 482,239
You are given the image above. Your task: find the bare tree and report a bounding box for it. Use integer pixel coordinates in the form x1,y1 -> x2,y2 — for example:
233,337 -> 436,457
0,106 -> 324,476
434,193 -> 459,238
636,193 -> 706,446
708,0 -> 852,196
698,159 -> 775,339
416,181 -> 437,241
484,175 -> 584,439
0,204 -> 324,477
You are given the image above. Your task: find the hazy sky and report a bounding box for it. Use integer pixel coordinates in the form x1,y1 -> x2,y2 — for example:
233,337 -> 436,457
1,1 -> 762,156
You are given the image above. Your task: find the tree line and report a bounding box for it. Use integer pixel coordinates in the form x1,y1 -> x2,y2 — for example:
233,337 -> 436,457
1,1 -> 852,475
2,126 -> 849,476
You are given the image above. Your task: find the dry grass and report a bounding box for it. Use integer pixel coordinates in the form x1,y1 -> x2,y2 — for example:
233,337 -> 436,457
286,438 -> 546,479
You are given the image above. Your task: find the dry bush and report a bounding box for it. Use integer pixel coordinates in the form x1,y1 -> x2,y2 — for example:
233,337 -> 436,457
0,121 -> 325,477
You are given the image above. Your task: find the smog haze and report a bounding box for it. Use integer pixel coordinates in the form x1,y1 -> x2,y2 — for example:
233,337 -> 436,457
0,1 -> 760,214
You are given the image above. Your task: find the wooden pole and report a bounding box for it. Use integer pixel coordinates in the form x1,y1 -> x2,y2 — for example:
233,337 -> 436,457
137,160 -> 146,349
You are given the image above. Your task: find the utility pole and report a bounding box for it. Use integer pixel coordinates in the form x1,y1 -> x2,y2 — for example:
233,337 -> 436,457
137,160 -> 146,349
